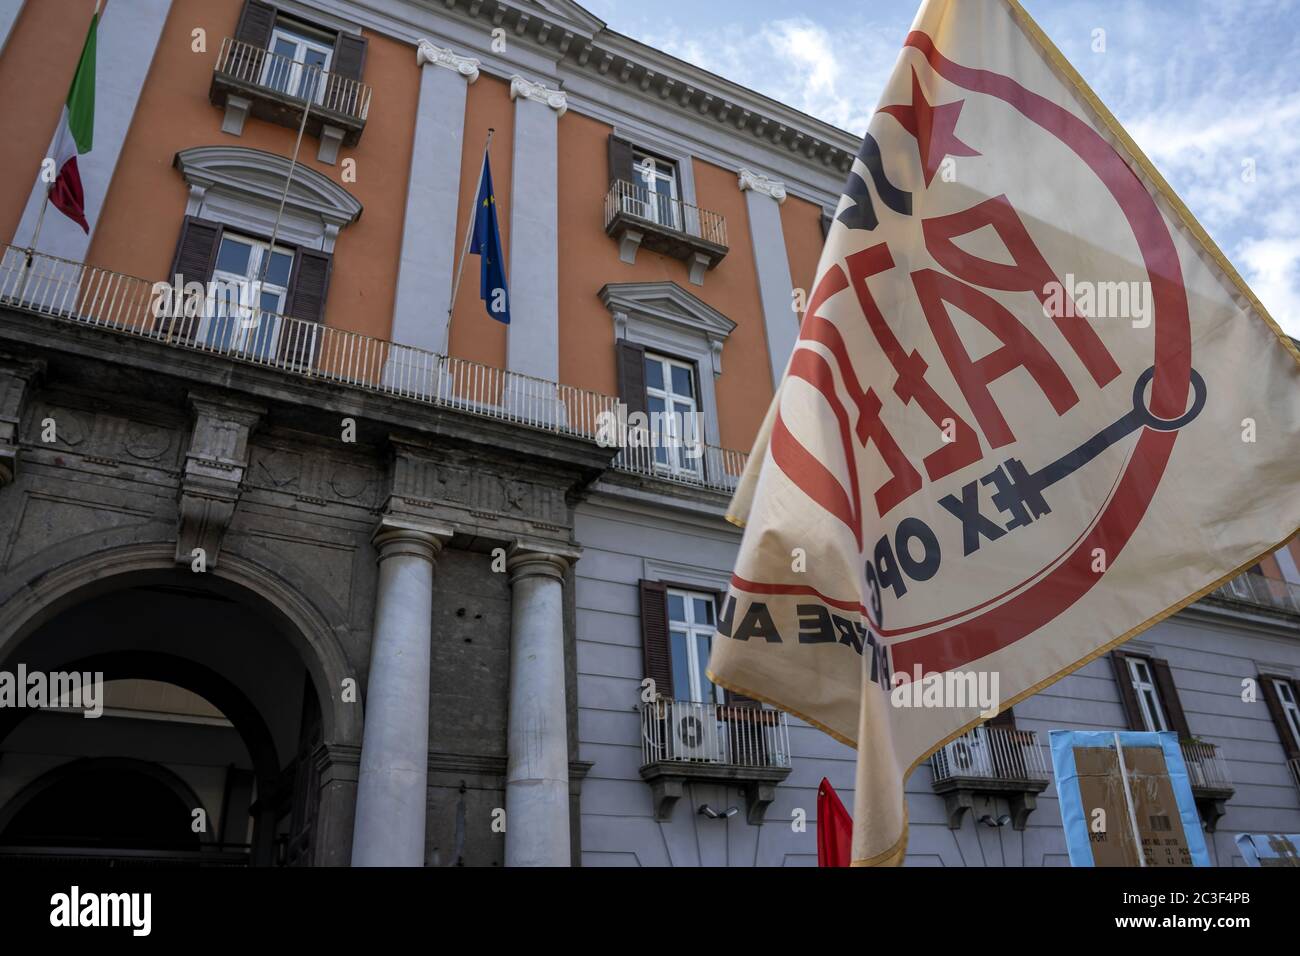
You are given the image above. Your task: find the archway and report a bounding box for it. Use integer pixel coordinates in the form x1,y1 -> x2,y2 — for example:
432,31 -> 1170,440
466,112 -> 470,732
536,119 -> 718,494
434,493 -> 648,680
0,549 -> 356,866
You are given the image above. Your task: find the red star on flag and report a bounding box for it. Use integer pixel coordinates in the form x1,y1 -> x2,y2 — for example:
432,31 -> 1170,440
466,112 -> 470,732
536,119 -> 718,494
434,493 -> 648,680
881,66 -> 980,186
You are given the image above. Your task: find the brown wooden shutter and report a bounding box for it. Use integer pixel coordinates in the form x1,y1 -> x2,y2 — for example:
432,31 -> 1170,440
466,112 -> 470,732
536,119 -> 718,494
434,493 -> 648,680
235,0 -> 277,48
639,580 -> 673,699
159,216 -> 223,337
1110,652 -> 1145,731
987,706 -> 1016,730
1149,658 -> 1191,739
607,135 -> 635,186
280,247 -> 331,367
1260,674 -> 1300,760
615,340 -> 648,415
330,32 -> 368,80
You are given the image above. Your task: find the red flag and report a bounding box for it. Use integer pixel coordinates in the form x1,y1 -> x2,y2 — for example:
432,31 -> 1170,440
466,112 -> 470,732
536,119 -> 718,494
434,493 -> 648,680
817,778 -> 852,867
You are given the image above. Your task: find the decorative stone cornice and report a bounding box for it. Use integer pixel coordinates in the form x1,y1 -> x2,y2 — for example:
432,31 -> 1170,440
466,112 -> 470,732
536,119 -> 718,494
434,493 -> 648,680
416,39 -> 480,83
509,74 -> 567,116
737,167 -> 788,203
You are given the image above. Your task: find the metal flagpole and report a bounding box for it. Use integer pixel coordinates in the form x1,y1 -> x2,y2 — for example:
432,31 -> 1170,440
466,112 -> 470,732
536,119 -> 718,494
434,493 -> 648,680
20,0 -> 101,303
443,128 -> 494,358
250,56 -> 315,352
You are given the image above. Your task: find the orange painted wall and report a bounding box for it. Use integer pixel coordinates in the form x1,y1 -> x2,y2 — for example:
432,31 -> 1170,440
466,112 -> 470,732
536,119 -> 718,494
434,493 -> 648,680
0,0 -> 99,243
556,110 -> 774,451
82,0 -> 418,341
781,193 -> 826,307
446,75 -> 513,370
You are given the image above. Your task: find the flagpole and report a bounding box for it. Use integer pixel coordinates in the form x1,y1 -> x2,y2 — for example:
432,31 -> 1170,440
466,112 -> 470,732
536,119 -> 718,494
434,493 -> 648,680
250,56 -> 314,348
443,128 -> 494,357
20,0 -> 100,303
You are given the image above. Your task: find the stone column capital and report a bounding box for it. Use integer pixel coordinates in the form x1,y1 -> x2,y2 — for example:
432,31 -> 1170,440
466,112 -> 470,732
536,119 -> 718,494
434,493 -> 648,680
416,39 -> 480,83
506,540 -> 580,583
509,74 -> 567,116
372,515 -> 454,563
738,167 -> 788,204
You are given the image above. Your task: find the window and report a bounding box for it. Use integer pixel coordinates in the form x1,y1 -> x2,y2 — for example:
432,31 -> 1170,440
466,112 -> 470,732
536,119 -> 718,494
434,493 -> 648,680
206,233 -> 295,359
644,352 -> 701,478
263,20 -> 334,104
667,589 -> 722,705
631,151 -> 680,230
1271,678 -> 1300,751
1127,657 -> 1169,732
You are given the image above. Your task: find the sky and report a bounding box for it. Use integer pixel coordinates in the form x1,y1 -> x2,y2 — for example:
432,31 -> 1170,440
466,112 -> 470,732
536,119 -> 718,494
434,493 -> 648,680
582,0 -> 1300,336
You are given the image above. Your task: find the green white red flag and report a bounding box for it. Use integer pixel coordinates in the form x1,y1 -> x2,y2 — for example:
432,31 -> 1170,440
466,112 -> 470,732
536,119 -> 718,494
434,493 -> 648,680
48,11 -> 98,233
709,0 -> 1300,866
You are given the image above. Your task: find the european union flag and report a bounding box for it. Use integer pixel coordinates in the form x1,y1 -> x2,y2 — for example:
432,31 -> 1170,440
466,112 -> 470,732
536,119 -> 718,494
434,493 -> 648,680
469,153 -> 510,325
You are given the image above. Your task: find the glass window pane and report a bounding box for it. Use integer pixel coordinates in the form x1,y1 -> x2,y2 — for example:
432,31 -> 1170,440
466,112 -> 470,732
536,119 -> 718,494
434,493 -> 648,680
670,364 -> 693,398
670,631 -> 690,701
694,598 -> 713,625
266,250 -> 293,287
644,357 -> 664,391
667,593 -> 685,623
272,38 -> 298,59
215,239 -> 252,277
259,290 -> 282,314
695,638 -> 712,704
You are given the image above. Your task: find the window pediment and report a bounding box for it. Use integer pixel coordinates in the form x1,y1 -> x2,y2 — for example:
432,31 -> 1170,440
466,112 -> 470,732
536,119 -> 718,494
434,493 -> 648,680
174,146 -> 362,237
599,281 -> 735,375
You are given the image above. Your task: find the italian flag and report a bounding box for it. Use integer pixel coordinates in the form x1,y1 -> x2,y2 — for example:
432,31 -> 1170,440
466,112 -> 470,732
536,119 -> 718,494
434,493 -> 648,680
49,12 -> 97,233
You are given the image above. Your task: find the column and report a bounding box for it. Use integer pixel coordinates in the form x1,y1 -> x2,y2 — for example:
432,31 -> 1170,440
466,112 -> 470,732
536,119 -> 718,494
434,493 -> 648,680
505,542 -> 578,867
12,0 -> 172,260
389,41 -> 479,375
506,75 -> 565,384
738,168 -> 799,389
351,515 -> 452,867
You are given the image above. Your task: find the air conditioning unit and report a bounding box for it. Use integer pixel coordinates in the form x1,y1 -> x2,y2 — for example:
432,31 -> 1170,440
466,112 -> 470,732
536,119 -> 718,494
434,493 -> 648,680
671,702 -> 720,762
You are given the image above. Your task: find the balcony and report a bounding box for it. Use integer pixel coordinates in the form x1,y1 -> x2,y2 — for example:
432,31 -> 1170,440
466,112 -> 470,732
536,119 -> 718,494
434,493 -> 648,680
930,725 -> 1051,829
638,699 -> 791,824
604,180 -> 728,285
1181,740 -> 1234,831
0,244 -> 749,496
1210,572 -> 1300,617
211,37 -> 372,163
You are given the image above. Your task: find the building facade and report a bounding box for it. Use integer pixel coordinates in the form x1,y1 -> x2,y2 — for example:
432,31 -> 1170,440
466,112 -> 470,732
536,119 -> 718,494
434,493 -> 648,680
0,0 -> 1295,866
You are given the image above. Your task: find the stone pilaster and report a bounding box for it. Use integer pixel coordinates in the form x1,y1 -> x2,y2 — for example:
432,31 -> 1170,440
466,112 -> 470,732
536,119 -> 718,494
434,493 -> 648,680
738,167 -> 799,388
0,354 -> 43,487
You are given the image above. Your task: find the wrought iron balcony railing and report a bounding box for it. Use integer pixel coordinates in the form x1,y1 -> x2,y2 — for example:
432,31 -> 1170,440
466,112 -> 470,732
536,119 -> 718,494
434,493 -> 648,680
640,699 -> 791,769
1211,573 -> 1300,616
930,725 -> 1051,784
604,180 -> 728,249
0,245 -> 749,494
1181,740 -> 1233,792
214,36 -> 372,126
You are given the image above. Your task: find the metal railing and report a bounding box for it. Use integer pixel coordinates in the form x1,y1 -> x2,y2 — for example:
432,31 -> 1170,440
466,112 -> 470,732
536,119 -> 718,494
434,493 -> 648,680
1212,573 -> 1300,615
0,244 -> 751,491
604,179 -> 728,248
641,699 -> 791,769
931,725 -> 1050,784
215,37 -> 371,123
1181,740 -> 1233,792
612,440 -> 747,495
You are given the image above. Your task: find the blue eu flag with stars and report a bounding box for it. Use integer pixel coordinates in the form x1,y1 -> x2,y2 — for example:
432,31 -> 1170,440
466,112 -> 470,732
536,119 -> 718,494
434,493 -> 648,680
469,153 -> 510,325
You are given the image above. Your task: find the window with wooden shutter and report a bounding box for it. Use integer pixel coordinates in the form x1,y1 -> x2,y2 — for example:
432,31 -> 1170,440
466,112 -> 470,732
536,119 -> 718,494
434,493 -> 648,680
280,247 -> 331,368
615,340 -> 648,415
1111,651 -> 1190,737
607,135 -> 636,186
330,31 -> 367,79
1260,674 -> 1300,760
159,217 -> 224,337
235,0 -> 277,49
639,580 -> 672,700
